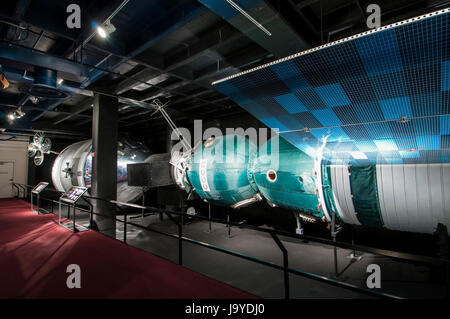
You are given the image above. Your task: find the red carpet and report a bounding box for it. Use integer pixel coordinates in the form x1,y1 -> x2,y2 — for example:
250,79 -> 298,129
0,198 -> 256,299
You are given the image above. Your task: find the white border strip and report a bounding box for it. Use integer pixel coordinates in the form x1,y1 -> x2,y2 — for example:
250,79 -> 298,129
212,8 -> 450,85
329,164 -> 361,226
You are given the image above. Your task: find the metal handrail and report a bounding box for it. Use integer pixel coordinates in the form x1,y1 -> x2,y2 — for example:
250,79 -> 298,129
13,182 -> 449,267
110,200 -> 450,267
12,183 -> 450,299
47,187 -> 450,263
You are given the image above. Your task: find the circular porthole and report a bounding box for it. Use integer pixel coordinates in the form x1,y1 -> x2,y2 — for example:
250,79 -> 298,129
266,169 -> 277,182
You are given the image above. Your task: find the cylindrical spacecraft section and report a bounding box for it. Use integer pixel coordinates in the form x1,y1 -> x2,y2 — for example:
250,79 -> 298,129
173,133 -> 450,235
326,163 -> 450,234
252,136 -> 322,217
186,134 -> 259,207
51,140 -> 91,192
52,139 -> 150,202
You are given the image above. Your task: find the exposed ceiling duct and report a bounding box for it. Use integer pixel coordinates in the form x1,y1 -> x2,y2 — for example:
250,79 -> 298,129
19,67 -> 68,99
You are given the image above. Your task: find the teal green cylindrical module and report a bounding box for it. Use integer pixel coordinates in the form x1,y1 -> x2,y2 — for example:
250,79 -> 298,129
186,134 -> 258,206
252,136 -> 322,218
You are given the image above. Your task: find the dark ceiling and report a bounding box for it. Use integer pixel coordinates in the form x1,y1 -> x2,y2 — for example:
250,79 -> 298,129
0,0 -> 449,143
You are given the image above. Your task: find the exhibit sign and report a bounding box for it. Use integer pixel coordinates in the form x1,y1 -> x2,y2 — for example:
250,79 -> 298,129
31,182 -> 49,213
60,186 -> 88,204
32,182 -> 49,194
58,186 -> 89,233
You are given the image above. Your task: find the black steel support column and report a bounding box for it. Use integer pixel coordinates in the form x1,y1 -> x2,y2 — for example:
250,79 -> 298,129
91,94 -> 118,238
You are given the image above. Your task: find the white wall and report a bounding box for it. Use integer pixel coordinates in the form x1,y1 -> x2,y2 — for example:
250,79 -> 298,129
0,138 -> 29,197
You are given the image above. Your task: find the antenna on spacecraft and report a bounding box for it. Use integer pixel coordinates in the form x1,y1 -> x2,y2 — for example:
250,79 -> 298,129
148,99 -> 202,193
149,99 -> 192,152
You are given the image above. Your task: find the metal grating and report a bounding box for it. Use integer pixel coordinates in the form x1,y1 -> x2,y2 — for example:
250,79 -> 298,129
213,8 -> 450,164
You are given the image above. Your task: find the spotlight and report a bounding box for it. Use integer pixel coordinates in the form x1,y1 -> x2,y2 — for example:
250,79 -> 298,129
57,78 -> 64,85
97,20 -> 116,38
8,108 -> 26,121
97,26 -> 107,38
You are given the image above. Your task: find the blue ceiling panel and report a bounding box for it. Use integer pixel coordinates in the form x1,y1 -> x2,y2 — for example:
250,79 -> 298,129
213,9 -> 450,164
275,93 -> 309,114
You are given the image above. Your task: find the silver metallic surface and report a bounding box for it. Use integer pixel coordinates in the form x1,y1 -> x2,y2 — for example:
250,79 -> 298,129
52,139 -> 150,202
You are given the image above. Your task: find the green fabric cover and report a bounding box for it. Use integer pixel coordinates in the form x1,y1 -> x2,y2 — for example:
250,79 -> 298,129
350,165 -> 383,227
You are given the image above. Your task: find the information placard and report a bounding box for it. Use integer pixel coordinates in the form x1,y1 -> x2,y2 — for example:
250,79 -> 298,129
60,186 -> 88,204
32,182 -> 49,194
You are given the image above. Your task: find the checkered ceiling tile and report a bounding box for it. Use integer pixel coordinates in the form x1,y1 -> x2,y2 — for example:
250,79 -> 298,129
213,9 -> 450,164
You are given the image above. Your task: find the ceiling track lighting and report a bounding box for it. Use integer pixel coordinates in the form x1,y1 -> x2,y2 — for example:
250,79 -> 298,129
226,0 -> 272,36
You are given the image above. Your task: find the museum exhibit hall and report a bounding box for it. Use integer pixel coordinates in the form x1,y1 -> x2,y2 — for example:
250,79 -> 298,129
0,0 -> 450,304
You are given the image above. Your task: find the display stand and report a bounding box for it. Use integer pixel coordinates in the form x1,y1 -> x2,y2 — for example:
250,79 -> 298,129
31,182 -> 49,214
58,186 -> 88,232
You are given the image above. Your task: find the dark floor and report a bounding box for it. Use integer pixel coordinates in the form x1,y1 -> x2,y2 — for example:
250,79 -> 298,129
44,201 -> 448,299
122,215 -> 448,299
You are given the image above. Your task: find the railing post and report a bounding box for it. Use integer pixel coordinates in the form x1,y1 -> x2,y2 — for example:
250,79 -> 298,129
164,212 -> 183,266
270,232 -> 290,299
11,183 -> 19,198
178,220 -> 182,265
112,202 -> 127,243
123,210 -> 127,244
208,203 -> 212,233
227,209 -> 231,238
331,210 -> 338,277
141,188 -> 145,218
18,185 -> 25,199
89,204 -> 93,229
73,203 -> 76,232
